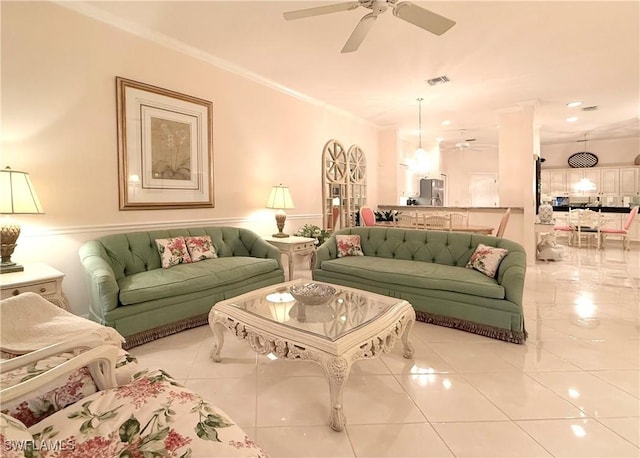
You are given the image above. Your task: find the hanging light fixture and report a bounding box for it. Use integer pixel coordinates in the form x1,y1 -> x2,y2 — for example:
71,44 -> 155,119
414,97 -> 428,174
415,98 -> 425,154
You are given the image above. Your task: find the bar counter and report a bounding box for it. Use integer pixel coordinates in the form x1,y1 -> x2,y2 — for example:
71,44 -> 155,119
552,206 -> 633,214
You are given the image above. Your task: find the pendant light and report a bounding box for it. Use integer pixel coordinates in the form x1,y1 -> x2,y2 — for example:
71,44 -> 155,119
415,97 -> 425,154
414,97 -> 428,174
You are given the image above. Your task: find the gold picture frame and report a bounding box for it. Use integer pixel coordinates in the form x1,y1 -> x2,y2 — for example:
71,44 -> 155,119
116,77 -> 214,210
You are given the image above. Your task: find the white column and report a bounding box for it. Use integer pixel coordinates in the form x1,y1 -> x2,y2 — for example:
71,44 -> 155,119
377,128 -> 400,204
497,103 -> 538,265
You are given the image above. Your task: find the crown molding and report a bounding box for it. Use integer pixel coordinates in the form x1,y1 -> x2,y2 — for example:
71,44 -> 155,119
54,1 -> 376,129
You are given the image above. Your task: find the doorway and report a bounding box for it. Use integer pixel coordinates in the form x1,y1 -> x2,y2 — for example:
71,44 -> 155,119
470,173 -> 498,207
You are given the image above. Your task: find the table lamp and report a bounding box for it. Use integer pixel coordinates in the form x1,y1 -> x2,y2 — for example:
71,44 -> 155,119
266,184 -> 295,238
0,166 -> 44,273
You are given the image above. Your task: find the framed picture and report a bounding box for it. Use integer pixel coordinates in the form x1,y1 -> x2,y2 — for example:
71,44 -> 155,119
116,77 -> 214,210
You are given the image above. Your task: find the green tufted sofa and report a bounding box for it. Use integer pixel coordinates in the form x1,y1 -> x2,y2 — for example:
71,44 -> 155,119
313,227 -> 527,343
79,227 -> 284,348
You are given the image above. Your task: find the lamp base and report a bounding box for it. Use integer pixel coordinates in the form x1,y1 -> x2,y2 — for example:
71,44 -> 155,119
1,222 -> 23,274
0,262 -> 24,274
273,210 -> 289,238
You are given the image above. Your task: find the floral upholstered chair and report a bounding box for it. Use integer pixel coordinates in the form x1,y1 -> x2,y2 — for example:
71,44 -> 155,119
0,339 -> 267,457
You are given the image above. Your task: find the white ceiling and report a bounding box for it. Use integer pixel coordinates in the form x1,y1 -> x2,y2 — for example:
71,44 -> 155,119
74,1 -> 639,150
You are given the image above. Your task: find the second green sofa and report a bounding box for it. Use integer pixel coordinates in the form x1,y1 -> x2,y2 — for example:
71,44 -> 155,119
313,227 -> 527,343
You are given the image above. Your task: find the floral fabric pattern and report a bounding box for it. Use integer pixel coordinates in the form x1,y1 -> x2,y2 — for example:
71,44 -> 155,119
0,413 -> 33,458
155,237 -> 192,268
25,369 -> 268,458
185,235 -> 217,261
466,243 -> 509,277
336,234 -> 364,258
1,349 -> 138,428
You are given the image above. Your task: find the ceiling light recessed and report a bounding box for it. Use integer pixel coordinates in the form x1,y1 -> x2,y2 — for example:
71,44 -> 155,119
567,101 -> 582,108
441,120 -> 451,126
426,75 -> 450,86
566,116 -> 579,122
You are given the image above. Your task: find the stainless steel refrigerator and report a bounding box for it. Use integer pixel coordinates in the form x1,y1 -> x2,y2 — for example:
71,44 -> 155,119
418,179 -> 444,206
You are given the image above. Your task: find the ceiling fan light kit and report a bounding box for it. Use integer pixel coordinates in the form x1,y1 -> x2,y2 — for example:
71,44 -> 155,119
283,0 -> 455,53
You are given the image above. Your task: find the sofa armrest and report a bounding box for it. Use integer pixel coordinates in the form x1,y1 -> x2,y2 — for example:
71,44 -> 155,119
314,237 -> 338,268
248,237 -> 284,268
0,343 -> 120,404
79,241 -> 120,316
496,251 -> 526,307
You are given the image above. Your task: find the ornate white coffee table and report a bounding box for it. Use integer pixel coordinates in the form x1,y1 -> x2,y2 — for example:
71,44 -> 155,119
208,280 -> 415,431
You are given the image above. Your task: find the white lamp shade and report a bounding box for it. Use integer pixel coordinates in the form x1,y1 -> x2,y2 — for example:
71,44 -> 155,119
266,185 -> 295,210
0,167 -> 44,214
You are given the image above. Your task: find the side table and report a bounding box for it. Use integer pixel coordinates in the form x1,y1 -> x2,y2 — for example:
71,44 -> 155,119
263,235 -> 316,281
0,263 -> 70,310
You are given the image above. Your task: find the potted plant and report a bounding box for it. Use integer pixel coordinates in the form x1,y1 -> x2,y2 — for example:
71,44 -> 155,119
295,224 -> 331,246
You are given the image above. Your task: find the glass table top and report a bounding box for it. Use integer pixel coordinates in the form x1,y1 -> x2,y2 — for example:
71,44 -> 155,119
224,281 -> 400,342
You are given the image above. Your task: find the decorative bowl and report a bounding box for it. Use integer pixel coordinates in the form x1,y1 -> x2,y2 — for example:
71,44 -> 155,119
289,283 -> 336,306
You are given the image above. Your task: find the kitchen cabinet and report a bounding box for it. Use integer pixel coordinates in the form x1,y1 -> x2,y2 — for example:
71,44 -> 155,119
600,168 -> 620,195
620,167 -> 639,194
567,168 -> 600,193
541,166 -> 639,197
544,170 -> 567,195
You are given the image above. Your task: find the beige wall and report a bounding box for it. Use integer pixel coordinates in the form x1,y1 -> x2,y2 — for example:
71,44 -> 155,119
1,2 -> 378,315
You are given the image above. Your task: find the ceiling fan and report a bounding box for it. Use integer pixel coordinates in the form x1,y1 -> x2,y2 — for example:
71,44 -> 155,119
441,130 -> 493,152
283,0 -> 456,53
453,130 -> 476,150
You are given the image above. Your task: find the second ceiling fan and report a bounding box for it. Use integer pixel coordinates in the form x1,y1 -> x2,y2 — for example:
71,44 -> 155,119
283,0 -> 456,53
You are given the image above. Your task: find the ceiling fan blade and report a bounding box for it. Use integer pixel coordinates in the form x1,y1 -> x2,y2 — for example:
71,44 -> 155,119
283,1 -> 360,20
392,1 -> 455,36
341,13 -> 376,53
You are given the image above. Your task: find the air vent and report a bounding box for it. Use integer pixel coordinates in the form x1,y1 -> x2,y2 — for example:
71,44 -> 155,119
581,105 -> 599,112
426,75 -> 450,86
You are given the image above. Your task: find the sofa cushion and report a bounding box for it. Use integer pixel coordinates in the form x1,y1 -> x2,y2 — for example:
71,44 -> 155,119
319,256 -> 506,300
118,257 -> 280,305
336,234 -> 364,257
155,237 -> 192,268
186,235 -> 217,261
466,243 -> 509,277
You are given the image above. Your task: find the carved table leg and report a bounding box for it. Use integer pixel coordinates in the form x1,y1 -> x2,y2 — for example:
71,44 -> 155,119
402,315 -> 416,359
210,320 -> 226,362
319,355 -> 351,431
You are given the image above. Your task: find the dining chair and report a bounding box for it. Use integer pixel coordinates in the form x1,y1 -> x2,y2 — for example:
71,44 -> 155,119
553,208 -> 575,245
422,214 -> 451,231
359,206 -> 376,226
495,208 -> 511,238
574,209 -> 602,249
394,212 -> 417,228
448,211 -> 468,228
600,205 -> 638,250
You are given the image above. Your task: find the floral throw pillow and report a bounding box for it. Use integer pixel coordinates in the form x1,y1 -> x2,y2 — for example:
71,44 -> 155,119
155,237 -> 192,269
466,243 -> 509,277
185,236 -> 217,262
336,234 -> 364,258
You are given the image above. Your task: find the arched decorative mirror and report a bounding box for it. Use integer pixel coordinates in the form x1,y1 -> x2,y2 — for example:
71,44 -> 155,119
322,140 -> 367,231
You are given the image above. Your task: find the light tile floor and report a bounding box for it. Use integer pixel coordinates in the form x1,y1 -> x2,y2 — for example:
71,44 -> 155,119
130,244 -> 640,457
